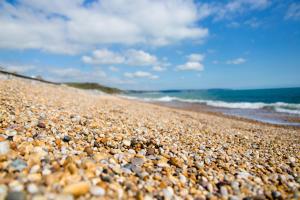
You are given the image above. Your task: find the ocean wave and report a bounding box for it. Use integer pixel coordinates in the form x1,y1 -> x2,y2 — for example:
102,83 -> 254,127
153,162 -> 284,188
121,95 -> 300,115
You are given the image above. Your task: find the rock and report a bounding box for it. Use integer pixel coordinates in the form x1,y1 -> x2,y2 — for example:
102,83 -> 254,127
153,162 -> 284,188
236,171 -> 251,179
30,165 -> 40,174
5,191 -> 26,200
10,159 -> 27,171
37,122 -> 46,128
122,139 -> 131,147
131,157 -> 144,166
220,186 -> 228,198
195,161 -> 204,169
63,136 -> 71,142
0,141 -> 10,155
63,182 -> 90,197
70,115 -> 81,123
289,157 -> 296,163
169,157 -> 184,168
90,186 -> 105,196
146,147 -> 155,155
163,187 -> 174,200
179,174 -> 187,184
27,183 -> 39,194
84,147 -> 93,156
271,191 -> 281,199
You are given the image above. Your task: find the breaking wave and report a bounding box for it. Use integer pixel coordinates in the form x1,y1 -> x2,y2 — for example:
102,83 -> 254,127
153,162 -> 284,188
121,95 -> 300,115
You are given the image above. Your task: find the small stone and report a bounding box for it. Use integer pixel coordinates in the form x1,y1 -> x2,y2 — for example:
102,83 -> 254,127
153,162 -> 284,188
195,161 -> 204,169
6,191 -> 26,200
10,159 -> 27,171
84,147 -> 93,156
71,115 -> 81,123
37,122 -> 46,128
30,165 -> 40,174
0,141 -> 10,155
63,136 -> 71,142
122,139 -> 131,147
271,191 -> 281,199
63,182 -> 90,197
220,186 -> 228,198
237,171 -> 251,179
27,183 -> 39,194
90,186 -> 105,196
169,157 -> 184,168
42,168 -> 51,176
146,147 -> 155,155
163,187 -> 174,200
179,174 -> 187,184
289,157 -> 296,163
131,157 -> 144,166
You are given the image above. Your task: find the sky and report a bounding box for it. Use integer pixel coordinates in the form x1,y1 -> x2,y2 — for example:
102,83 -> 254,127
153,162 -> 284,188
0,0 -> 300,90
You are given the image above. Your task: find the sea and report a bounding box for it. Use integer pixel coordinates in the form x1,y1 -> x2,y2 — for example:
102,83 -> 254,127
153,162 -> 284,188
122,87 -> 300,127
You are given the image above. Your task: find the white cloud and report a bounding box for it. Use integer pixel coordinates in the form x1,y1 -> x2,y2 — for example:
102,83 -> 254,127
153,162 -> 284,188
125,49 -> 157,66
83,48 -> 160,67
226,57 -> 246,65
109,66 -> 119,72
1,64 -> 37,74
176,53 -> 205,71
0,0 -> 208,54
198,0 -> 270,21
177,62 -> 204,71
82,49 -> 125,64
124,71 -> 158,80
152,65 -> 166,72
285,3 -> 300,20
187,53 -> 205,62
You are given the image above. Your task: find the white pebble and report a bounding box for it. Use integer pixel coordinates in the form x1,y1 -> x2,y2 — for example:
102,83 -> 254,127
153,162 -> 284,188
90,186 -> 105,196
122,139 -> 131,147
179,174 -> 187,184
30,165 -> 40,174
163,187 -> 174,200
42,168 -> 51,176
0,141 -> 10,155
220,186 -> 228,197
27,183 -> 39,194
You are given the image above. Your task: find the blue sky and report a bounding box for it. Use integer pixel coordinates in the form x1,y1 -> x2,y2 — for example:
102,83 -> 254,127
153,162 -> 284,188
0,0 -> 299,90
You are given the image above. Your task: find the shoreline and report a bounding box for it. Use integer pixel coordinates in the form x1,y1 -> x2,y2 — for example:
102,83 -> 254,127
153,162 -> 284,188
152,101 -> 300,130
116,95 -> 300,130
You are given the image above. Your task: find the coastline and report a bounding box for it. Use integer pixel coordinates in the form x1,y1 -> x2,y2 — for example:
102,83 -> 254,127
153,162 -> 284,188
0,78 -> 299,199
120,95 -> 300,128
151,101 -> 300,129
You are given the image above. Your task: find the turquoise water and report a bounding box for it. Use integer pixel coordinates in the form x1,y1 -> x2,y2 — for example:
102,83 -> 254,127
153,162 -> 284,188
124,87 -> 300,126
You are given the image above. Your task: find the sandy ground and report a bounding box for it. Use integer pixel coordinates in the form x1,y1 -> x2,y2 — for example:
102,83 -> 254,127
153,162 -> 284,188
0,78 -> 299,200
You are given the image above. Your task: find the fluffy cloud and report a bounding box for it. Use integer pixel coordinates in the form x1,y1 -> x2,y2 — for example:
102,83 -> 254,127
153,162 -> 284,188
0,62 -> 135,87
226,57 -> 246,65
0,0 -> 208,54
125,49 -> 157,66
82,49 -> 159,66
82,49 -> 125,64
152,66 -> 166,72
198,0 -> 270,21
1,64 -> 37,74
124,71 -> 158,80
176,53 -> 205,71
285,3 -> 300,20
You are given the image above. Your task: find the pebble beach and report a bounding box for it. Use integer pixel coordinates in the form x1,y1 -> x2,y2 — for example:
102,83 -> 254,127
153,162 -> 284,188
0,77 -> 299,200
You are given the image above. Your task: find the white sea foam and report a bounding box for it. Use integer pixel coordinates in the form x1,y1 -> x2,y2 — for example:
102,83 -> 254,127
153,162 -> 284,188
121,95 -> 300,115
